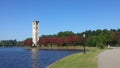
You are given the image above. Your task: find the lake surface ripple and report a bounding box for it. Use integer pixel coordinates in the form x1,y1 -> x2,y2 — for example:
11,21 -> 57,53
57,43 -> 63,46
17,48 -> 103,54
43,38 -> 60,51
0,47 -> 82,68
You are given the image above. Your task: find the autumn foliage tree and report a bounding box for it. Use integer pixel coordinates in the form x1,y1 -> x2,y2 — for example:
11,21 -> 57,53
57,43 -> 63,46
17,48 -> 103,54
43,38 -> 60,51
49,37 -> 56,46
38,38 -> 50,46
55,38 -> 65,46
24,39 -> 33,46
36,35 -> 84,47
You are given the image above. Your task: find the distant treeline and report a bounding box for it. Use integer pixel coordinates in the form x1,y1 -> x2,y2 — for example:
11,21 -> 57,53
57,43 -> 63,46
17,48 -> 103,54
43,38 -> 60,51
24,29 -> 120,48
0,40 -> 23,47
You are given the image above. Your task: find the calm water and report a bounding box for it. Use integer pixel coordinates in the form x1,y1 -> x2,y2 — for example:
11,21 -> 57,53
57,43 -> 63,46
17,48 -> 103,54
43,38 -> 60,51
0,47 -> 81,68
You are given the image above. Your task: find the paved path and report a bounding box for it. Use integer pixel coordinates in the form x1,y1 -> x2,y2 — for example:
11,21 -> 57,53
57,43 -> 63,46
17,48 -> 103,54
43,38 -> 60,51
98,47 -> 120,68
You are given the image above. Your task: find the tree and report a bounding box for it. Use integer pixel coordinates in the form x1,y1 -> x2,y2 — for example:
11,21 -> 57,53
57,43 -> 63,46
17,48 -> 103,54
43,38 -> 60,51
38,38 -> 50,46
49,37 -> 56,46
24,39 -> 33,46
97,43 -> 104,49
65,35 -> 84,46
0,40 -> 21,47
55,38 -> 65,46
16,41 -> 23,46
57,31 -> 74,37
112,31 -> 120,46
86,36 -> 98,47
65,35 -> 74,46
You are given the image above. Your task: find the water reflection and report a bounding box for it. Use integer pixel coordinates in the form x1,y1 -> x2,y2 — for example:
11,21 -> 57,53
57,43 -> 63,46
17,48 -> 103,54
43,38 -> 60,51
0,48 -> 81,68
31,48 -> 39,68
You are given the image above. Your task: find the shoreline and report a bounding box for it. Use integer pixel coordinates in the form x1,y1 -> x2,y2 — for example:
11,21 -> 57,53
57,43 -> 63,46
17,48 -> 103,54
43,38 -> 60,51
47,53 -> 77,68
25,46 -> 84,50
47,53 -> 80,68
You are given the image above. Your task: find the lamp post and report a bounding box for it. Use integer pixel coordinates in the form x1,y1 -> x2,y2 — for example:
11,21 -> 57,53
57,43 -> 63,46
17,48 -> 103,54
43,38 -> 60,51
83,34 -> 86,54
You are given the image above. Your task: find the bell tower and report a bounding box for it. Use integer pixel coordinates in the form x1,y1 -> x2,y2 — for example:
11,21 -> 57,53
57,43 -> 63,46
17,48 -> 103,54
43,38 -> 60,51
32,21 -> 39,46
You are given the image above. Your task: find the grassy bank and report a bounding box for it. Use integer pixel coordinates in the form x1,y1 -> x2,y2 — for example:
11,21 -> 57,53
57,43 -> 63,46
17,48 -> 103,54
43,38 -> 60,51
48,47 -> 105,68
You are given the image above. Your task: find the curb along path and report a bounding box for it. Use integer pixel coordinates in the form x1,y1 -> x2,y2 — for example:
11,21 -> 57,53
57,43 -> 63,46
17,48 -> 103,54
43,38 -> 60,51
98,47 -> 120,68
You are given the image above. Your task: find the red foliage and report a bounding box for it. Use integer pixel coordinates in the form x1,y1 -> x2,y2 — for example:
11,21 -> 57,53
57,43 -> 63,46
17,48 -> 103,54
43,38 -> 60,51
36,35 -> 85,46
24,39 -> 33,46
65,35 -> 74,45
49,37 -> 56,45
73,36 -> 80,45
55,38 -> 65,46
38,38 -> 50,46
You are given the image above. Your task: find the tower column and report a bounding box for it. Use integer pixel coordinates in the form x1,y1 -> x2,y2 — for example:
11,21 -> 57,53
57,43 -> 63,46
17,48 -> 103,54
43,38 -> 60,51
32,21 -> 39,46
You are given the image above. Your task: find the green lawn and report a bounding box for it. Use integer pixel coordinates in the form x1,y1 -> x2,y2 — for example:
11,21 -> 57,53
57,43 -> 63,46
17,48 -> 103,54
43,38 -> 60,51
49,47 -> 105,68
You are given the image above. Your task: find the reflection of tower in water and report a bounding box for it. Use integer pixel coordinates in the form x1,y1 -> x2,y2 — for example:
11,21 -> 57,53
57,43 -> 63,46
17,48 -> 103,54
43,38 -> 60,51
31,48 -> 39,68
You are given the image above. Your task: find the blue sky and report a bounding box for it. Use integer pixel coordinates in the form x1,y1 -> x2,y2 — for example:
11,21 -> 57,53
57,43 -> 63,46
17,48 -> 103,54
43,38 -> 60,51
0,0 -> 120,41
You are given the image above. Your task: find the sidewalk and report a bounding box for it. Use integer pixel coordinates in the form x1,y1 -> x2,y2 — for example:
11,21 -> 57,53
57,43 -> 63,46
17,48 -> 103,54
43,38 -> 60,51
98,47 -> 120,68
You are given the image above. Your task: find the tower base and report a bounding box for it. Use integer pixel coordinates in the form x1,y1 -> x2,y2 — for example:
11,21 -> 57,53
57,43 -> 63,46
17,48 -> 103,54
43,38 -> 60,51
32,44 -> 39,47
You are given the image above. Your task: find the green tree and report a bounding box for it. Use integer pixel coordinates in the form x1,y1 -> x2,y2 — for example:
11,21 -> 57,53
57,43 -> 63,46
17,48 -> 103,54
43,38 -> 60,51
86,36 -> 98,47
112,31 -> 120,46
57,31 -> 74,37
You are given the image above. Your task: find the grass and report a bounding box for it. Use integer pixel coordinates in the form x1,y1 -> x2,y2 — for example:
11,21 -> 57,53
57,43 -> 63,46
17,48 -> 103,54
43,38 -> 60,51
49,47 -> 105,68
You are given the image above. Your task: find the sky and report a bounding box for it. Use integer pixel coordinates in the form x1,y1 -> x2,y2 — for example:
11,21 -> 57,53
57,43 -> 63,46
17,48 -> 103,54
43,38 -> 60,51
0,0 -> 120,41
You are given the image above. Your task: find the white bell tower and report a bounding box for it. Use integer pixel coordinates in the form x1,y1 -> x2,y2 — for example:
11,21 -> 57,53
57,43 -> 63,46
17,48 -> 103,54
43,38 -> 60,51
32,21 -> 39,46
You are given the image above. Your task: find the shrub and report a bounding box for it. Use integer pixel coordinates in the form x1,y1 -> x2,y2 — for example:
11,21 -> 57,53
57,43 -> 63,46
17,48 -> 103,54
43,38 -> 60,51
97,43 -> 104,49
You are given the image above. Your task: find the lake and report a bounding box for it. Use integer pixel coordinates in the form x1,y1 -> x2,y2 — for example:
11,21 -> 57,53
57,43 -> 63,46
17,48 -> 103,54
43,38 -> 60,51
0,47 -> 82,68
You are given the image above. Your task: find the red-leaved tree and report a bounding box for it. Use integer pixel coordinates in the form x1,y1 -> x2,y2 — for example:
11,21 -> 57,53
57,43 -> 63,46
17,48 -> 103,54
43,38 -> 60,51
24,39 -> 33,46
